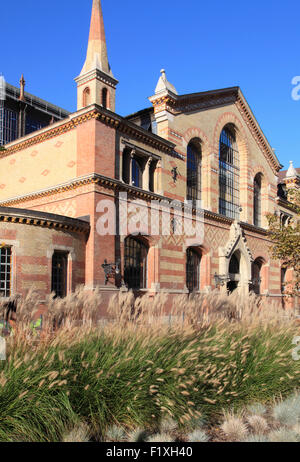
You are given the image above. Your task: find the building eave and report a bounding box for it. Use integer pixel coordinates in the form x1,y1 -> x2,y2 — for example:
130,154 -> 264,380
0,206 -> 90,236
2,104 -> 175,157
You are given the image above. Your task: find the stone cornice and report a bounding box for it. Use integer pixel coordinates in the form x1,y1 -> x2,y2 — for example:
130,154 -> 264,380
2,105 -> 176,157
150,87 -> 238,115
75,68 -> 119,89
0,206 -> 90,235
240,221 -> 269,236
0,173 -> 238,228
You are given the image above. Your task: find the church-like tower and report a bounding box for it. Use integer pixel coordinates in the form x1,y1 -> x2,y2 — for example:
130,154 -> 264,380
75,0 -> 118,112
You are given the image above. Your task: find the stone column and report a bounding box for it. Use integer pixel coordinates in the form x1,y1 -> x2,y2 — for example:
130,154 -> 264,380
129,150 -> 135,186
119,142 -> 126,182
143,157 -> 153,191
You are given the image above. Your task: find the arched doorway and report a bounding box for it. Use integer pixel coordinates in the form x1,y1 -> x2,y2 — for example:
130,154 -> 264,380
227,252 -> 240,293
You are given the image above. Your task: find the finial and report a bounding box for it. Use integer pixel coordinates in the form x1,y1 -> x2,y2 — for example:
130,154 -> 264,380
19,74 -> 25,101
286,160 -> 299,179
154,69 -> 178,96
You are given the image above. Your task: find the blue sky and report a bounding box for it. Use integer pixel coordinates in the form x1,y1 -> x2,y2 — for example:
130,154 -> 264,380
1,0 -> 299,170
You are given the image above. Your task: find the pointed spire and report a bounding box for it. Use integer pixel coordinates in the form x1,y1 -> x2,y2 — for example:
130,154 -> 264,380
80,0 -> 112,76
19,74 -> 25,101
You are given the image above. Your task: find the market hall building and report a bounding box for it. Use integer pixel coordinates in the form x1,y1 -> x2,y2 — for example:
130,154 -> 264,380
0,0 -> 298,310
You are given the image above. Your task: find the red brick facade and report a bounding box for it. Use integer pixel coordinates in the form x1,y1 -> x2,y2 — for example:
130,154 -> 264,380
0,0 -> 298,312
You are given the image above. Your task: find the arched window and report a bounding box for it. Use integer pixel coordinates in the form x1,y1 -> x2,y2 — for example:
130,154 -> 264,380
122,148 -> 131,184
281,266 -> 288,308
0,246 -> 12,298
124,237 -> 148,289
186,248 -> 201,293
219,125 -> 240,219
132,157 -> 142,188
51,251 -> 68,298
254,173 -> 262,227
82,87 -> 90,107
251,258 -> 263,295
187,140 -> 202,203
102,88 -> 108,109
281,267 -> 287,294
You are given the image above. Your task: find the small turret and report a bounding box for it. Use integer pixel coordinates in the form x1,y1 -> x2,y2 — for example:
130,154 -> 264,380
284,161 -> 300,201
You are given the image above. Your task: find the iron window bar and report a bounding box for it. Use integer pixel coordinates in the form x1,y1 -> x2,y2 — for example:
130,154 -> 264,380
219,128 -> 240,220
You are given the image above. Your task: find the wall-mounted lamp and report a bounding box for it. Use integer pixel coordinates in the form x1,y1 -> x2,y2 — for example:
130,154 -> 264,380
101,259 -> 120,285
171,167 -> 180,184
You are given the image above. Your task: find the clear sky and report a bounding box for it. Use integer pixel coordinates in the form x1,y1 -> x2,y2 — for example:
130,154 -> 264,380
1,0 -> 299,170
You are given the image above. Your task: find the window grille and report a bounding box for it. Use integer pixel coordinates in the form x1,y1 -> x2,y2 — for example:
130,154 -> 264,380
0,106 -> 18,145
186,248 -> 200,293
0,247 -> 12,298
219,127 -> 240,219
187,141 -> 202,204
51,251 -> 68,298
124,237 -> 148,289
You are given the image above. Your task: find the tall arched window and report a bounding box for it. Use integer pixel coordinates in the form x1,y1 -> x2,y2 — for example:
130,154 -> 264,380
219,125 -> 240,219
251,258 -> 263,295
0,246 -> 12,298
187,140 -> 202,203
132,158 -> 143,188
254,173 -> 262,227
122,148 -> 131,184
102,88 -> 108,109
51,251 -> 68,298
281,266 -> 287,308
186,248 -> 201,293
82,87 -> 90,107
281,267 -> 287,294
124,237 -> 148,289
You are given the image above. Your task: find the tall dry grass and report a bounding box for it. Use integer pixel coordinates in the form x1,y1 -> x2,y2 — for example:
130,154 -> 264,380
0,287 -> 298,441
